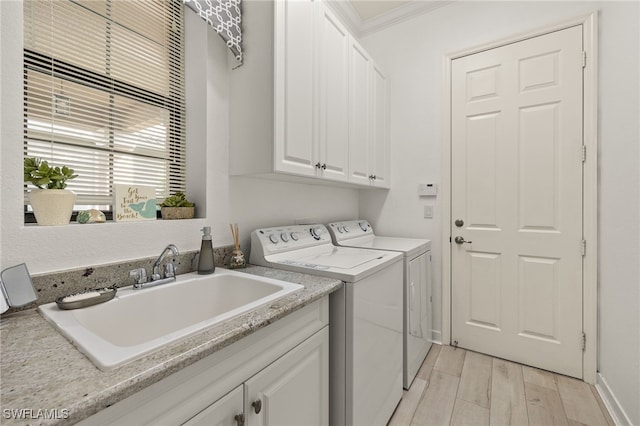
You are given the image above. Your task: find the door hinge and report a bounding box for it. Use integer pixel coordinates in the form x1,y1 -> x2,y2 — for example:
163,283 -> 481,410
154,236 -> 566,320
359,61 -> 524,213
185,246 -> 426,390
581,331 -> 586,351
582,145 -> 587,163
582,51 -> 587,68
581,239 -> 587,256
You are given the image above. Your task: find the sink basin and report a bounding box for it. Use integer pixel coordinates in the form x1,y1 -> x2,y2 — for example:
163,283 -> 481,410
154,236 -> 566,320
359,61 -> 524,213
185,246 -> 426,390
38,269 -> 303,370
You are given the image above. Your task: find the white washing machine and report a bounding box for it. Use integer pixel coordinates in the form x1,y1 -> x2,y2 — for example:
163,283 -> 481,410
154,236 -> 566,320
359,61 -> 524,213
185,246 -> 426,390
250,224 -> 403,426
327,220 -> 432,390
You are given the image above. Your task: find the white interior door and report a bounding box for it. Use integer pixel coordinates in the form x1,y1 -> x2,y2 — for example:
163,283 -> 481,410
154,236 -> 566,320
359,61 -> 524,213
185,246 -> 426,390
451,26 -> 584,378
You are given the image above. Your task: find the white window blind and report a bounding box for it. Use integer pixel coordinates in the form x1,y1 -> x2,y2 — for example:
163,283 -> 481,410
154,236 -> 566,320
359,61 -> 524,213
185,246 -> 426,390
23,0 -> 186,208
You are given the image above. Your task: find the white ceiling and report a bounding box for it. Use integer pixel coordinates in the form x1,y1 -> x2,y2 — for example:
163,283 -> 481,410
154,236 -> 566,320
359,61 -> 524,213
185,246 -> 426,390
349,1 -> 412,21
330,0 -> 453,36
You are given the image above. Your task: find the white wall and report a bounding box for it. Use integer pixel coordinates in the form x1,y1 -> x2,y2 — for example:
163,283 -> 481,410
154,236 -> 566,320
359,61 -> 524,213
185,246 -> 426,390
0,4 -> 358,275
360,1 -> 639,424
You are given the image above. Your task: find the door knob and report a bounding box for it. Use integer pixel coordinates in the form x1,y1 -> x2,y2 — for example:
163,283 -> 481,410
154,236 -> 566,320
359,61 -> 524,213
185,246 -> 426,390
455,219 -> 464,227
454,236 -> 472,245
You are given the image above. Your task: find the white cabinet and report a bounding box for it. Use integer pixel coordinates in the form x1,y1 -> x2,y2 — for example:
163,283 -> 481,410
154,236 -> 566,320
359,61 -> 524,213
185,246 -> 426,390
316,3 -> 349,182
347,38 -> 371,186
229,0 -> 317,179
370,62 -> 390,187
245,328 -> 329,425
184,386 -> 244,426
229,0 -> 389,188
186,328 -> 328,426
80,298 -> 329,426
348,37 -> 390,188
273,0 -> 316,177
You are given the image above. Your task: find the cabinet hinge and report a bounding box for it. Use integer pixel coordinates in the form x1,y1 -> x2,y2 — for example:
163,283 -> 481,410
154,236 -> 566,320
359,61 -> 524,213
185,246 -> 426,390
582,145 -> 587,163
581,331 -> 586,351
581,239 -> 587,256
582,51 -> 587,68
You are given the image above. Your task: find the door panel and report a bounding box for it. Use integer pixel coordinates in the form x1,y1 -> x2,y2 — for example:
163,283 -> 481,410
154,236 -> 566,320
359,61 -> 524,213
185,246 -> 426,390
244,328 -> 329,426
184,386 -> 243,426
371,63 -> 390,187
451,26 -> 584,378
348,38 -> 371,185
274,0 -> 315,176
318,5 -> 349,181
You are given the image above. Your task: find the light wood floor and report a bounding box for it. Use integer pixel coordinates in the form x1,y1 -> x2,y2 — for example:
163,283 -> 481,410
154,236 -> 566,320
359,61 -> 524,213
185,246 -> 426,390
389,344 -> 615,426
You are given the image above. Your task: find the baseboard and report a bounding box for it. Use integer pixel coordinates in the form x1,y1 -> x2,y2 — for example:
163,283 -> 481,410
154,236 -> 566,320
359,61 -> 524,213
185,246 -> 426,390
596,373 -> 633,426
430,330 -> 443,346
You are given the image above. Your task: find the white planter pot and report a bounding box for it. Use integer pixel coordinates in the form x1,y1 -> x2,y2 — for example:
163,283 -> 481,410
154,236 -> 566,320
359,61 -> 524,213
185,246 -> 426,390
29,189 -> 76,226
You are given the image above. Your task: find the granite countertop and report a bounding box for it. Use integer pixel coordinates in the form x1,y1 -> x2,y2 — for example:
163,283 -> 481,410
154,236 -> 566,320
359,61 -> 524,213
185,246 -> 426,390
0,266 -> 342,425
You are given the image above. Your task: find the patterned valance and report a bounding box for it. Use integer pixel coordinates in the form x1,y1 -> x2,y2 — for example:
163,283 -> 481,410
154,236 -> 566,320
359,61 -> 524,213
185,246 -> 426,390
183,0 -> 243,63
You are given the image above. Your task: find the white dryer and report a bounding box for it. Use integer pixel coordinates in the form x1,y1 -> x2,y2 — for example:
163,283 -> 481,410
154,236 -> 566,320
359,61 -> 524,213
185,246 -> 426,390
250,224 -> 403,426
327,220 -> 432,389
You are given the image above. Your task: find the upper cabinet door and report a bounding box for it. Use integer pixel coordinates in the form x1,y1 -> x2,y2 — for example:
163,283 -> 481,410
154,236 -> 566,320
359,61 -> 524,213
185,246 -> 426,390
317,4 -> 349,182
370,62 -> 390,187
348,37 -> 372,186
274,0 -> 316,177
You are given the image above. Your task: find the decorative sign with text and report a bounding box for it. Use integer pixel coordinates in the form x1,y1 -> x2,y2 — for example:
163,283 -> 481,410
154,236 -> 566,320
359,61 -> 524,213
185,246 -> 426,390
114,185 -> 157,222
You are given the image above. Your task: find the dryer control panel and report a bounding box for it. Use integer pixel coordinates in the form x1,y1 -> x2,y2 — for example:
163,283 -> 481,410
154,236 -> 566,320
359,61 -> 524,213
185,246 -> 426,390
251,224 -> 333,259
327,220 -> 374,243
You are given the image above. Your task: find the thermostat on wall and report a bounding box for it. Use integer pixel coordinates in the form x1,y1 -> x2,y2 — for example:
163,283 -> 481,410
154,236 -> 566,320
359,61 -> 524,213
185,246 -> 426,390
418,184 -> 437,197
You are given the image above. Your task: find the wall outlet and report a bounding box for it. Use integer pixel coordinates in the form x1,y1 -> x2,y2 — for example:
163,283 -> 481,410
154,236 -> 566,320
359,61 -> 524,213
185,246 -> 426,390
424,206 -> 434,219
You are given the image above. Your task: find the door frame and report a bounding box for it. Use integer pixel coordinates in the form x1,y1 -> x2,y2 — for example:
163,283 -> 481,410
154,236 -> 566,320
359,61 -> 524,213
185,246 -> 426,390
441,12 -> 598,383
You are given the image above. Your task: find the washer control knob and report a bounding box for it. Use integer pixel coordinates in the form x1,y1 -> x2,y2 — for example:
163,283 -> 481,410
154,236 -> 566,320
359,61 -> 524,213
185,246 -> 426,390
358,221 -> 368,232
344,226 -> 350,232
337,226 -> 344,233
280,232 -> 289,242
290,232 -> 299,241
310,226 -> 323,240
268,234 -> 279,244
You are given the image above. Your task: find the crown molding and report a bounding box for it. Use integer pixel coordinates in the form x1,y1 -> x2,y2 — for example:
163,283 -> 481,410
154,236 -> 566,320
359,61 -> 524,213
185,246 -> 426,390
326,0 -> 454,38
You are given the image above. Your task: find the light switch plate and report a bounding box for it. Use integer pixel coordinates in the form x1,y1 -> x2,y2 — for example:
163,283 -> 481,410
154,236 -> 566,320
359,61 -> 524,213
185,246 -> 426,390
424,206 -> 434,219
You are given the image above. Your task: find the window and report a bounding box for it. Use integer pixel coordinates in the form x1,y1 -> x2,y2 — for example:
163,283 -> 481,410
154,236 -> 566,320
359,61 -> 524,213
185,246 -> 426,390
23,0 -> 186,211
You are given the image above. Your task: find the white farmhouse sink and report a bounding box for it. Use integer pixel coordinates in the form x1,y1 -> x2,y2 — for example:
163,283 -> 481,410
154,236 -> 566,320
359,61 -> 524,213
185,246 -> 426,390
38,269 -> 303,370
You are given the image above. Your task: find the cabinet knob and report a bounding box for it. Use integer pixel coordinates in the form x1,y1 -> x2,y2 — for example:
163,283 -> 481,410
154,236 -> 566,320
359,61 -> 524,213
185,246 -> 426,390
315,162 -> 322,169
321,163 -> 327,170
234,413 -> 245,426
252,399 -> 262,414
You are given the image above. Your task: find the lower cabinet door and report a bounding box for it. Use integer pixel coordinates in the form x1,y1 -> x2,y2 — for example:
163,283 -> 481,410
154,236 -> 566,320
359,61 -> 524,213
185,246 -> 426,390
184,385 -> 244,426
245,327 -> 329,426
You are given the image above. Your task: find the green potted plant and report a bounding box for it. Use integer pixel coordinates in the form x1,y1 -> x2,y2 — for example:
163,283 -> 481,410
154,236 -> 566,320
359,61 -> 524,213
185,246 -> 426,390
24,157 -> 78,225
160,192 -> 195,220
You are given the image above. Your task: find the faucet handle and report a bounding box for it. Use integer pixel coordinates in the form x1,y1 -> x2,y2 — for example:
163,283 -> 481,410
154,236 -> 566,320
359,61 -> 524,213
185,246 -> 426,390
129,268 -> 147,285
164,262 -> 176,278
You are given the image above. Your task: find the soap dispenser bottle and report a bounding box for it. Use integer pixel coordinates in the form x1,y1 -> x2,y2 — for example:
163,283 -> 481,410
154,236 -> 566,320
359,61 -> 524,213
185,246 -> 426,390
198,226 -> 215,274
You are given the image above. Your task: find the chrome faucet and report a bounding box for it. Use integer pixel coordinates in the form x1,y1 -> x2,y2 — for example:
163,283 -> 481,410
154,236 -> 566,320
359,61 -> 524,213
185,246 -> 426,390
152,244 -> 179,281
130,244 -> 180,290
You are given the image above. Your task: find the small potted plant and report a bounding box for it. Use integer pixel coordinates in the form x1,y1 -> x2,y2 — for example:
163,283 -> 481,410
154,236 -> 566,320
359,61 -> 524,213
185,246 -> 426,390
160,192 -> 195,220
24,157 -> 78,226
